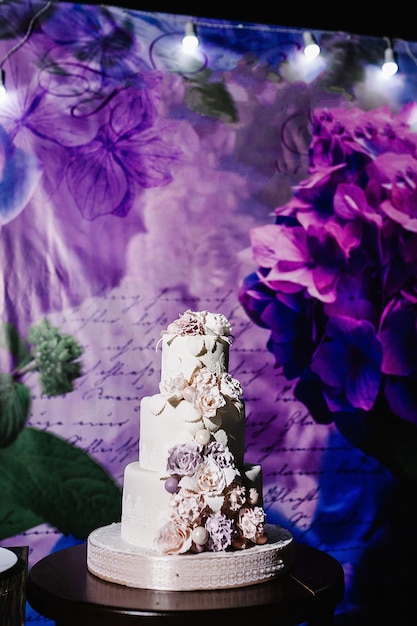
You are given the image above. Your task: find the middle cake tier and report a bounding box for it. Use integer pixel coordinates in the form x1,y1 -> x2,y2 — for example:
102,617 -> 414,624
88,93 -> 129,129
139,392 -> 246,471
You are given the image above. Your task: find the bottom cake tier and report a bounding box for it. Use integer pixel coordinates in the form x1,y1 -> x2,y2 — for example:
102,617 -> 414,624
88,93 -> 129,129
87,522 -> 294,591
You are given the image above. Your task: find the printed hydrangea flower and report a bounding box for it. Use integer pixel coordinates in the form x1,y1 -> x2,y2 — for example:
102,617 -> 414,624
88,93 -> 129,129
239,103 -> 417,430
310,316 -> 382,412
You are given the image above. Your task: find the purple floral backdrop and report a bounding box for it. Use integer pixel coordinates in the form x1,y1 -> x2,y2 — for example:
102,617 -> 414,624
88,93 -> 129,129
1,1 -> 417,623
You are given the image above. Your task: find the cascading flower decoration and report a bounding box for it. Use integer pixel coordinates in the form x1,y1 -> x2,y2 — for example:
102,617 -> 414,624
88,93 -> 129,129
239,104 -> 417,483
154,309 -> 266,554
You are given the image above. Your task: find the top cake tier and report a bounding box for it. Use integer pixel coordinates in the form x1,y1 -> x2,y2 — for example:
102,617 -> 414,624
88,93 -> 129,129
159,311 -> 233,381
140,311 -> 245,472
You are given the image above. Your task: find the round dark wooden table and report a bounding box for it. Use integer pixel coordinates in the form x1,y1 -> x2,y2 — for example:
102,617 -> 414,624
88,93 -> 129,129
27,542 -> 344,626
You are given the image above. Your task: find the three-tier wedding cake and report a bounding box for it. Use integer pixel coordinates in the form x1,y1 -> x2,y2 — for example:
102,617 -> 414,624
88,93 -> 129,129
87,310 -> 293,590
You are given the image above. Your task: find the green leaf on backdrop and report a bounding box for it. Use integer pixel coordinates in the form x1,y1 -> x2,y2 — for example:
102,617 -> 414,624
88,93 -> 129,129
0,427 -> 122,541
0,374 -> 31,448
0,494 -> 44,540
184,73 -> 238,123
0,322 -> 31,367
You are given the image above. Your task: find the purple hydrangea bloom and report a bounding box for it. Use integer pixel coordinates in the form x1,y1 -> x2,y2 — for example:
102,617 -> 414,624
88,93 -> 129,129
249,221 -> 347,304
240,103 -> 417,438
238,271 -> 314,379
311,316 -> 382,412
66,87 -> 181,221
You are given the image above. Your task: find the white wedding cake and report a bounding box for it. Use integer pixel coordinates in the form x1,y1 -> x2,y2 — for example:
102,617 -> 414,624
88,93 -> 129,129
87,310 -> 293,590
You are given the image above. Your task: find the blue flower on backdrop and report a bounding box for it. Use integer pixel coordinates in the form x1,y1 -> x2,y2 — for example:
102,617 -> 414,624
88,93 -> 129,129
240,104 -> 417,484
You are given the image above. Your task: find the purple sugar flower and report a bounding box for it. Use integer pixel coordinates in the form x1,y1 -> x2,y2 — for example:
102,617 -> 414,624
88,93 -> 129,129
205,512 -> 234,551
166,440 -> 203,476
205,441 -> 236,469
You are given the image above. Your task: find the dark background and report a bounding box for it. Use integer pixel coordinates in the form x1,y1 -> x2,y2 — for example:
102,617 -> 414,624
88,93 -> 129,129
79,2 -> 417,42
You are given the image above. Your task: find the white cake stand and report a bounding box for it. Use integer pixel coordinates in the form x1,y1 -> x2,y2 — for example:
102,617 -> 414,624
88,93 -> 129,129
87,522 -> 294,591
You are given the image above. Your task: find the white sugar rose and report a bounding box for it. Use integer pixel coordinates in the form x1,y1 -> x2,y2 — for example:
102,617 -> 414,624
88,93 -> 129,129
159,372 -> 188,399
190,368 -> 225,418
193,384 -> 226,418
195,456 -> 227,495
204,312 -> 232,337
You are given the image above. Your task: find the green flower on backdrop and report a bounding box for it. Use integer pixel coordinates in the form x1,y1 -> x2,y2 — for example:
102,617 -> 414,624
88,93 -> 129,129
0,320 -> 121,541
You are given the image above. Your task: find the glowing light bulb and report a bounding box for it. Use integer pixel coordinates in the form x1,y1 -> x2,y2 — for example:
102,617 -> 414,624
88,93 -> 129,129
382,47 -> 398,76
303,32 -> 320,59
182,22 -> 199,54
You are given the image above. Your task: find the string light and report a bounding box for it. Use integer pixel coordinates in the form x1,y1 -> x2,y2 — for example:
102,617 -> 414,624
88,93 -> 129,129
303,32 -> 320,59
182,22 -> 199,54
382,39 -> 398,76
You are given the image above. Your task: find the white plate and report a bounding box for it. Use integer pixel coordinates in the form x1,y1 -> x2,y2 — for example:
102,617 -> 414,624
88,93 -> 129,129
0,548 -> 18,574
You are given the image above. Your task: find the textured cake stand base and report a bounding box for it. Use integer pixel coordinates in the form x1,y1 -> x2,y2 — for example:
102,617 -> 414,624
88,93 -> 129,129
87,522 -> 294,591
